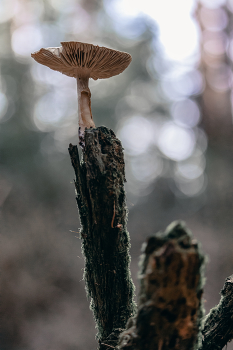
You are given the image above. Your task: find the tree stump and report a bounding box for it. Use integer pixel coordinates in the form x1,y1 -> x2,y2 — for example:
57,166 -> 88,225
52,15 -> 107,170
119,221 -> 205,350
68,126 -> 136,348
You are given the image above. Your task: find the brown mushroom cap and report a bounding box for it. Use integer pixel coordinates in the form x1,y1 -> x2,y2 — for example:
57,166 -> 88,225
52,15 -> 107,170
31,41 -> 132,80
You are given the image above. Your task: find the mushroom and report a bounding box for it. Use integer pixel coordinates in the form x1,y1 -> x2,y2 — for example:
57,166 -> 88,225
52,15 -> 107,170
31,41 -> 132,142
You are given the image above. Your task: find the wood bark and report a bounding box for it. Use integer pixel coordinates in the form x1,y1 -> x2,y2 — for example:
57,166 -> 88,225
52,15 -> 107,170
199,275 -> 233,350
68,126 -> 136,349
119,221 -> 205,350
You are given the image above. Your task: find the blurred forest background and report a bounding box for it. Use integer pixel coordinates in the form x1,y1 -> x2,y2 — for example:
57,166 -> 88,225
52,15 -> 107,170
1,0 -> 233,349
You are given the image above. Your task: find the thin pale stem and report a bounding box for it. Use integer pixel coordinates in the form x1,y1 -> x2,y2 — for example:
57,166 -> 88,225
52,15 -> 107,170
77,75 -> 95,140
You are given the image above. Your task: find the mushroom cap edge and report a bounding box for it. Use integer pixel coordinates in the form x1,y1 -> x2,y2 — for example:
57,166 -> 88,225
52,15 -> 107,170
31,41 -> 132,80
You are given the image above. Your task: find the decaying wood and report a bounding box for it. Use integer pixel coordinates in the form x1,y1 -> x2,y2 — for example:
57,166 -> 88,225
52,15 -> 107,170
69,126 -> 233,350
199,275 -> 233,350
68,126 -> 136,348
119,221 -> 205,350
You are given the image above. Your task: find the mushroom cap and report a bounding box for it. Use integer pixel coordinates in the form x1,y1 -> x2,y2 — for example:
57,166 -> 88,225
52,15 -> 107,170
31,41 -> 132,80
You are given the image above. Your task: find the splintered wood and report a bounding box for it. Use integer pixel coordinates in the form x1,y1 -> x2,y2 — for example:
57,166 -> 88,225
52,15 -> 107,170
119,221 -> 205,350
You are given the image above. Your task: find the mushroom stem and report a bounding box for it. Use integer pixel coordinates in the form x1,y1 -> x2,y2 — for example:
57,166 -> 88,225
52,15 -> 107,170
76,75 -> 95,139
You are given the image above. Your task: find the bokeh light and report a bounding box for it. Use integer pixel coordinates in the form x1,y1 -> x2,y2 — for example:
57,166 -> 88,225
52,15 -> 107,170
175,150 -> 206,180
158,122 -> 196,161
118,116 -> 155,156
203,31 -> 228,56
200,7 -> 228,31
206,64 -> 232,92
161,69 -> 204,101
30,61 -> 73,87
11,24 -> 43,58
175,173 -> 206,197
130,152 -> 163,182
171,99 -> 201,128
33,90 -> 77,132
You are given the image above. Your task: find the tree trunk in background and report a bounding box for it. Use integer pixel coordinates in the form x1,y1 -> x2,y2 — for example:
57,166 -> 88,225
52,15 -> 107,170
196,2 -> 233,148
